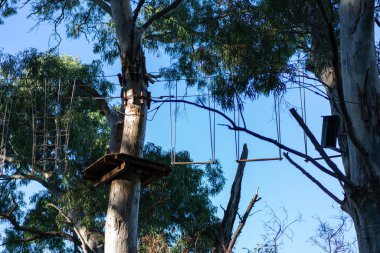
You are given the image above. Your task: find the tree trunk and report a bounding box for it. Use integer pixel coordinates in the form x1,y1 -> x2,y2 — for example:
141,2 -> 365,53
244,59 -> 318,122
104,44 -> 147,253
104,1 -> 148,251
306,1 -> 380,252
339,1 -> 380,252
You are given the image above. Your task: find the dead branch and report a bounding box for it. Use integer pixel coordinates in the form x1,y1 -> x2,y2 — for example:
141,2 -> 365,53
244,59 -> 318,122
151,98 -> 341,181
47,203 -> 89,253
140,198 -> 169,216
214,144 -> 248,252
226,190 -> 261,253
284,152 -> 342,205
289,108 -> 351,187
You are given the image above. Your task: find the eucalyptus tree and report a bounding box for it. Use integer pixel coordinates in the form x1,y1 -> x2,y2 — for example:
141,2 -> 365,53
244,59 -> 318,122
147,1 -> 380,252
0,50 -> 226,253
1,0 -> 197,252
4,0 -> 380,252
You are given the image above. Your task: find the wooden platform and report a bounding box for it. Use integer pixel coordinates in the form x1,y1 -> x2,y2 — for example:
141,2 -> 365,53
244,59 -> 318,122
83,153 -> 171,187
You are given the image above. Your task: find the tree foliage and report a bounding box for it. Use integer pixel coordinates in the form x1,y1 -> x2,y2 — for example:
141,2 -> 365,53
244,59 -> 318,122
0,50 -> 225,252
0,0 -> 308,107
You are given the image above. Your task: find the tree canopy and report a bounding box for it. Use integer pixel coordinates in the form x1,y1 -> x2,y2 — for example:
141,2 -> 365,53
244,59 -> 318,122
0,50 -> 225,252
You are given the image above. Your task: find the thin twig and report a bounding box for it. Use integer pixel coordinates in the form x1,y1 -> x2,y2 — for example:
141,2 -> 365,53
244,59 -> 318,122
226,190 -> 261,253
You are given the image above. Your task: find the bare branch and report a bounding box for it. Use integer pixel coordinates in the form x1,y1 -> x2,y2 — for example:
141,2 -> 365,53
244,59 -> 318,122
76,80 -> 114,123
141,0 -> 183,32
226,190 -> 261,253
376,17 -> 380,27
151,98 -> 341,181
89,0 -> 112,15
289,108 -> 351,186
284,152 -> 343,205
215,144 -> 248,251
133,0 -> 145,24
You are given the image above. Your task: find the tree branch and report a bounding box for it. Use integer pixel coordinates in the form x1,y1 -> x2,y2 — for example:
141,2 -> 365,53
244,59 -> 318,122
140,198 -> 169,217
0,173 -> 64,198
289,108 -> 351,187
141,0 -> 183,32
284,152 -> 343,205
226,190 -> 261,253
215,144 -> 248,251
89,0 -> 111,15
47,203 -> 90,253
375,17 -> 380,27
76,80 -> 114,123
132,0 -> 145,24
0,200 -> 79,246
151,99 -> 341,181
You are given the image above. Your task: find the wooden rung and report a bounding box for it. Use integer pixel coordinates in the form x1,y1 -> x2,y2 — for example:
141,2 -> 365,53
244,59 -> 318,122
236,157 -> 282,163
171,161 -> 216,165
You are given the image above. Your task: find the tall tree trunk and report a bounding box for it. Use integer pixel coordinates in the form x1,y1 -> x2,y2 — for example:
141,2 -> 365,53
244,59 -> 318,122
104,1 -> 148,252
339,1 -> 380,252
306,1 -> 380,252
104,46 -> 147,253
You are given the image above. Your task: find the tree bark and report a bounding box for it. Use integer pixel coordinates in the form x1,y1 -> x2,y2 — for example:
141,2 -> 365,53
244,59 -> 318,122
104,2 -> 148,251
104,45 -> 147,253
339,1 -> 380,252
307,1 -> 380,252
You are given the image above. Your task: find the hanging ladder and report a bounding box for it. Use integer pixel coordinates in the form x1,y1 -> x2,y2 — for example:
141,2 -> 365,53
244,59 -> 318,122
31,79 -> 76,174
169,80 -> 216,165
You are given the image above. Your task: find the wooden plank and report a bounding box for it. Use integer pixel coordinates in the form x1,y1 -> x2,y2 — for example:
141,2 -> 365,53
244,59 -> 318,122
235,157 -> 282,163
171,161 -> 215,165
94,162 -> 127,187
114,153 -> 169,172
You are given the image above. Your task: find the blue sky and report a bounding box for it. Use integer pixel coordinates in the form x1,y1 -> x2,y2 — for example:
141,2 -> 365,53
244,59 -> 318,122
0,5 -> 357,253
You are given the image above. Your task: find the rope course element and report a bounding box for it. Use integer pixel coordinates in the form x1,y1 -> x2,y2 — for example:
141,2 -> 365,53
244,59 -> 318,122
31,79 -> 76,175
298,64 -> 308,156
235,94 -> 283,163
169,80 -> 216,165
0,89 -> 13,174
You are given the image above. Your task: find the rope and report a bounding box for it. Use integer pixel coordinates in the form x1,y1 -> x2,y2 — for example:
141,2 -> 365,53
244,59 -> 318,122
208,89 -> 214,162
274,95 -> 282,158
298,65 -> 308,156
169,82 -> 174,163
